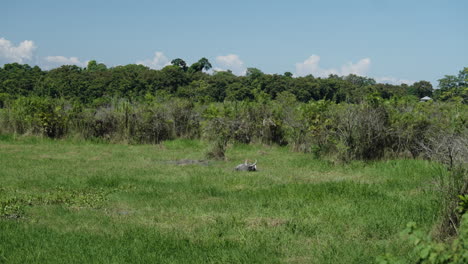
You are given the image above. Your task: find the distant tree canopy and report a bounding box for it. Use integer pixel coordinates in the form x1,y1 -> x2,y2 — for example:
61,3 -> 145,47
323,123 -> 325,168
188,57 -> 212,73
436,67 -> 468,103
409,80 -> 433,98
171,58 -> 187,72
0,59 -> 464,104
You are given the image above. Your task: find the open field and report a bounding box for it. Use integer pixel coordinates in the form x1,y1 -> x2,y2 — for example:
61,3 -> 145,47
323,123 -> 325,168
0,135 -> 443,263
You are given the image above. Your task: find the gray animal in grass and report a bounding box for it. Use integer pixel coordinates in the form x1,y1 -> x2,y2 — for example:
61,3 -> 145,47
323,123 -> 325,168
234,160 -> 257,171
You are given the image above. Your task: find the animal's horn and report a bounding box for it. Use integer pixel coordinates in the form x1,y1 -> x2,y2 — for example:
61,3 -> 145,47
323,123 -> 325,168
244,159 -> 248,165
252,160 -> 257,165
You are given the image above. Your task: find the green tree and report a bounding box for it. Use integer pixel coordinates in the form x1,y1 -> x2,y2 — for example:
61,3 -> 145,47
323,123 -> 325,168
262,74 -> 291,99
225,82 -> 254,101
206,71 -> 237,101
0,63 -> 43,96
284,72 -> 293,78
159,65 -> 190,93
246,68 -> 264,80
188,58 -> 212,73
177,80 -> 212,102
171,58 -> 188,71
409,80 -> 433,98
106,64 -> 149,99
343,74 -> 376,87
86,60 -> 108,72
290,76 -> 318,102
36,65 -> 86,100
436,67 -> 468,103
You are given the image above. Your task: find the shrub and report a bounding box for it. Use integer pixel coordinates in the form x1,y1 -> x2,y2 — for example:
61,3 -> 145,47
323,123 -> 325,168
167,99 -> 200,139
433,168 -> 468,239
0,93 -> 12,108
89,105 -> 119,140
131,104 -> 174,144
333,103 -> 389,161
3,97 -> 69,138
387,100 -> 433,157
377,213 -> 468,264
203,117 -> 231,160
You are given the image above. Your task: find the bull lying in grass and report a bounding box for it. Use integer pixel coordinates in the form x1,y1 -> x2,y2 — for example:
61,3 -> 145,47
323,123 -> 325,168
235,160 -> 257,171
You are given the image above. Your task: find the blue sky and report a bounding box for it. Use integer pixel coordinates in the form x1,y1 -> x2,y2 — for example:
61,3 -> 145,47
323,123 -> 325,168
1,0 -> 467,86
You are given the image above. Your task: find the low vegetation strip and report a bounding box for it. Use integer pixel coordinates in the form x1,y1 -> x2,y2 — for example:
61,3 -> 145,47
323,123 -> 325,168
0,137 -> 445,263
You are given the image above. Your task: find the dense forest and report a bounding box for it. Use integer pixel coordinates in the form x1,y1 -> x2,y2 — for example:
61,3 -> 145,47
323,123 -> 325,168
0,58 -> 466,105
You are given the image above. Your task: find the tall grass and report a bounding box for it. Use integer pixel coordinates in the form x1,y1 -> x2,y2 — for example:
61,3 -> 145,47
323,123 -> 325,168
0,137 -> 444,263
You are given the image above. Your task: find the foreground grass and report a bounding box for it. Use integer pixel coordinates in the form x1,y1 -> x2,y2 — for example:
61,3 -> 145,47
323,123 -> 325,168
0,135 -> 442,263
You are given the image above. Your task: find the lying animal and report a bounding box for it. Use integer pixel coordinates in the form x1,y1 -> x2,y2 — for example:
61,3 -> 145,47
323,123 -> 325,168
235,160 -> 257,171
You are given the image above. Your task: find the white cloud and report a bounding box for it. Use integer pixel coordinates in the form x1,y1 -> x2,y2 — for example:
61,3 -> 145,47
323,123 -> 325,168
215,54 -> 246,76
295,55 -> 336,77
295,55 -> 370,77
295,55 -> 415,85
45,56 -> 86,66
375,76 -> 414,85
41,56 -> 87,69
340,58 -> 371,76
0,37 -> 36,64
136,51 -> 170,69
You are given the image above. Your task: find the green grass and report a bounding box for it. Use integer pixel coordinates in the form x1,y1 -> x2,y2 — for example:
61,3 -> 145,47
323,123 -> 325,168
0,136 -> 443,263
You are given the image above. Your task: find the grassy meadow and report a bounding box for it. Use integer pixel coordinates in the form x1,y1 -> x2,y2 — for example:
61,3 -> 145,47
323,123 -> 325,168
0,135 -> 444,263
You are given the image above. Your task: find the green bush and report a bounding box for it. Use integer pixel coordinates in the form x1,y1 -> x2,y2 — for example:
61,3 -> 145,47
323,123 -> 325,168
377,213 -> 468,264
3,97 -> 69,138
167,99 -> 200,139
203,117 -> 231,160
131,104 -> 174,144
332,102 -> 389,161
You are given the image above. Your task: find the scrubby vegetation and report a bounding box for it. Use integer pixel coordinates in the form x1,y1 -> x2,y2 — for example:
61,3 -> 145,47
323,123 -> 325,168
377,214 -> 468,264
0,92 -> 466,163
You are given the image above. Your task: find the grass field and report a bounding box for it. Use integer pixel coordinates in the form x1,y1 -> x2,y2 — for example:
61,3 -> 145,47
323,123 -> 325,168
0,135 -> 443,263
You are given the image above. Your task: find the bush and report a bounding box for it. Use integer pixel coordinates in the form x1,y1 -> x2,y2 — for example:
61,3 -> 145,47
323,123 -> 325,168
2,97 -> 69,138
131,104 -> 174,144
0,93 -> 12,108
387,99 -> 433,157
377,213 -> 468,264
333,102 -> 389,161
167,99 -> 200,139
203,117 -> 231,160
433,168 -> 468,239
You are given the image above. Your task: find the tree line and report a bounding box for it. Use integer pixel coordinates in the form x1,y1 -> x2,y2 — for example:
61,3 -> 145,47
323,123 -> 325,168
1,58 -> 466,105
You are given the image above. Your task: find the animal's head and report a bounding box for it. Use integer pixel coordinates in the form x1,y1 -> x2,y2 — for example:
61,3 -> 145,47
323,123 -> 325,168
235,159 -> 258,171
247,160 -> 257,171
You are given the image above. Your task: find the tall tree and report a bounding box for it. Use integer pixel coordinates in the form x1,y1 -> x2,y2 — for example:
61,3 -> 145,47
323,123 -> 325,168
36,65 -> 86,100
188,58 -> 212,73
409,80 -> 433,98
171,58 -> 188,72
86,60 -> 108,72
284,72 -> 293,78
0,63 -> 43,96
343,74 -> 376,87
436,67 -> 468,103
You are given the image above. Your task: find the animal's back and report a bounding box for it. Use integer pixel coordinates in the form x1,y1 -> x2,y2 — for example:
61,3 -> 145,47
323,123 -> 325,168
235,164 -> 248,171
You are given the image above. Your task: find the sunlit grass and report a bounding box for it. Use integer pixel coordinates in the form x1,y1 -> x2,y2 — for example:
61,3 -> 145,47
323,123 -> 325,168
0,136 -> 442,263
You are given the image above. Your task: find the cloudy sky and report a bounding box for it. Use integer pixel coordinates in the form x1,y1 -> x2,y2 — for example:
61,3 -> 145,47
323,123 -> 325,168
1,0 -> 467,86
